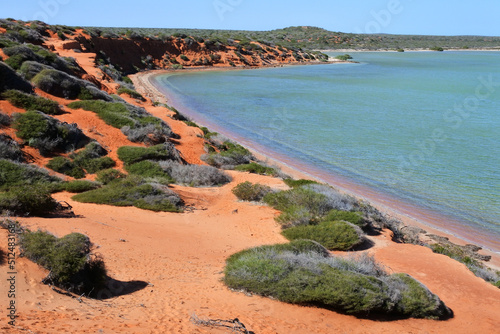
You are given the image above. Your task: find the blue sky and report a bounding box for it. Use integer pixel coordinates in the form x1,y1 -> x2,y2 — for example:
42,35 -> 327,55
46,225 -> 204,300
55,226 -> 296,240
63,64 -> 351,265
1,0 -> 499,36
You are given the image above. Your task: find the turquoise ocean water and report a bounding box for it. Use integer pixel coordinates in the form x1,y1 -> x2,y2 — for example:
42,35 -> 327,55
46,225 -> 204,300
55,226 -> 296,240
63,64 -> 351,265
152,52 -> 500,252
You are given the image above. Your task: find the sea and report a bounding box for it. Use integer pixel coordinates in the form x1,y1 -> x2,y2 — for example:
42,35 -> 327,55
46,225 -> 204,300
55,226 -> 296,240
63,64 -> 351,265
151,51 -> 500,253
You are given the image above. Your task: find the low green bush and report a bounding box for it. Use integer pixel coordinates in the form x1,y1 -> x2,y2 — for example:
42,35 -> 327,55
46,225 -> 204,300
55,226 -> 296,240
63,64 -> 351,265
19,230 -> 107,294
13,110 -> 89,156
158,160 -> 231,187
0,135 -> 23,162
234,162 -> 277,176
72,175 -> 182,212
32,69 -> 111,101
232,181 -> 272,201
117,86 -> 145,101
125,160 -> 173,182
117,143 -> 180,165
46,157 -> 85,179
224,242 -> 452,319
96,168 -> 126,185
0,62 -> 33,94
68,100 -> 173,144
281,220 -> 363,251
0,159 -> 61,191
322,210 -> 367,228
202,141 -> 253,168
0,185 -> 58,216
2,89 -> 63,115
283,178 -> 319,188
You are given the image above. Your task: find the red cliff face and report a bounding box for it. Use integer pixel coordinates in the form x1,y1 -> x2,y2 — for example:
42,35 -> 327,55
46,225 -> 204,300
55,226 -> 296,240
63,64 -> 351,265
73,35 -> 310,73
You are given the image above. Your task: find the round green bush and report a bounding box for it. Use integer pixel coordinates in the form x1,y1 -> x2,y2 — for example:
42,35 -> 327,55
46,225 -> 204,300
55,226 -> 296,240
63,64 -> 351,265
281,220 -> 363,251
232,181 -> 272,201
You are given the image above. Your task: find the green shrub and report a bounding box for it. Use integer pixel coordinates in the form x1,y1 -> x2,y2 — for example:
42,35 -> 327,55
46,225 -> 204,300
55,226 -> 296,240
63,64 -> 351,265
0,62 -> 33,94
32,69 -> 111,101
19,61 -> 53,81
202,141 -> 253,168
19,230 -> 106,294
0,185 -> 58,216
2,90 -> 63,115
234,162 -> 277,176
68,100 -> 173,143
335,54 -> 352,61
283,178 -> 319,188
232,182 -> 272,201
61,180 -> 100,193
0,135 -> 23,162
96,168 -> 126,185
263,187 -> 329,217
46,157 -> 86,179
117,86 -> 145,101
72,175 -> 182,212
224,242 -> 452,319
158,160 -> 231,187
282,220 -> 363,251
322,210 -> 367,227
180,55 -> 189,61
0,159 -> 61,191
117,143 -> 180,165
13,110 -> 89,155
125,160 -> 173,182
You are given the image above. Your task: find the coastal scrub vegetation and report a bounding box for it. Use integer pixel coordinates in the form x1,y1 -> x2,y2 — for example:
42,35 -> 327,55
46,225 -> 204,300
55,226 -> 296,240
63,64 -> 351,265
19,228 -> 107,294
2,89 -> 63,115
0,134 -> 24,162
224,241 -> 453,319
32,69 -> 111,101
67,100 -> 174,144
72,175 -> 183,212
281,220 -> 365,251
116,86 -> 145,101
232,181 -> 272,202
234,162 -> 278,176
117,143 -> 181,165
12,110 -> 90,156
158,160 -> 232,187
202,139 -> 254,169
0,61 -> 33,94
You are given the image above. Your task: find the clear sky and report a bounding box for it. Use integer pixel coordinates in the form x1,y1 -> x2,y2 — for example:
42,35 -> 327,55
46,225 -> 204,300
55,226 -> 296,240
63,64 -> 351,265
1,0 -> 499,36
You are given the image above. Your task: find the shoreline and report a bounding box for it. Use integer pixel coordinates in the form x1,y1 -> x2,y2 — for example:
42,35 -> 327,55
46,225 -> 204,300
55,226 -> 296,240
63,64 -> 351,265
132,67 -> 500,271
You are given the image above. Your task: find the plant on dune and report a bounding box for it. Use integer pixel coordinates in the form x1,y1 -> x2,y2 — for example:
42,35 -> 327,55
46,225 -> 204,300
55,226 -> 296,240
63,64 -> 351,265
0,184 -> 58,216
202,140 -> 254,169
234,162 -> 277,176
117,143 -> 181,165
13,110 -> 90,156
224,241 -> 453,319
0,62 -> 33,94
46,157 -> 86,179
116,86 -> 145,101
95,168 -> 126,185
125,160 -> 174,183
19,229 -> 107,294
0,159 -> 61,191
232,181 -> 272,202
158,160 -> 231,187
281,220 -> 365,251
72,175 -> 183,212
0,135 -> 24,162
68,100 -> 174,144
2,89 -> 63,115
283,178 -> 319,188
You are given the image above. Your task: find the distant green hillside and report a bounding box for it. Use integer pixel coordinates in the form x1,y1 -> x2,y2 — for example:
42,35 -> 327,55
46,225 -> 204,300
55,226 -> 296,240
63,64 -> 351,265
89,25 -> 500,51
